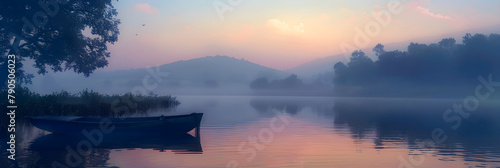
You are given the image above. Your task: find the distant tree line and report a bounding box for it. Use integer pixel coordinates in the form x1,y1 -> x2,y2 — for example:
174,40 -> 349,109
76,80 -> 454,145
334,33 -> 500,89
250,74 -> 304,90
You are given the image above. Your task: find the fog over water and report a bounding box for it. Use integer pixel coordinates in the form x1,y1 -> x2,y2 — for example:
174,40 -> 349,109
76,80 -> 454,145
10,96 -> 500,167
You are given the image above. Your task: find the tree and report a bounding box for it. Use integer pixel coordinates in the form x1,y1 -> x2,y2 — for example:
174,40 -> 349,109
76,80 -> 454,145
457,33 -> 494,79
438,38 -> 456,49
376,50 -> 407,78
373,43 -> 385,57
334,61 -> 348,71
348,50 -> 373,66
347,50 -> 376,86
279,74 -> 303,89
0,0 -> 120,89
333,62 -> 348,85
250,77 -> 269,90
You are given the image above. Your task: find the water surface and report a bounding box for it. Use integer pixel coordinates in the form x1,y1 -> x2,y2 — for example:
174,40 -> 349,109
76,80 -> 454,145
15,96 -> 500,167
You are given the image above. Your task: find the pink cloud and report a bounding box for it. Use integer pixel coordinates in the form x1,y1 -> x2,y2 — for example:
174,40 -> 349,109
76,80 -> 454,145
134,3 -> 159,15
409,0 -> 431,8
415,6 -> 454,21
267,19 -> 305,34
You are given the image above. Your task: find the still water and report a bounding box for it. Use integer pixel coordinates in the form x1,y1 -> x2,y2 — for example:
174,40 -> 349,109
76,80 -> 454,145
15,96 -> 500,167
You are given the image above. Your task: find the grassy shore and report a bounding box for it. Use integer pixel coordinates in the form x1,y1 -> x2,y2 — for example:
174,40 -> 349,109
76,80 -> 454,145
1,87 -> 180,118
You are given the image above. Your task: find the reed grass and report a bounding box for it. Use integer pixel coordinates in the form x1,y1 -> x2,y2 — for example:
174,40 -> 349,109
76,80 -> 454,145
0,87 -> 180,118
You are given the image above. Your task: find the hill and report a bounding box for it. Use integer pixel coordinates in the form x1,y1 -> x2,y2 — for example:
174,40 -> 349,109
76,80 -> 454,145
28,56 -> 289,95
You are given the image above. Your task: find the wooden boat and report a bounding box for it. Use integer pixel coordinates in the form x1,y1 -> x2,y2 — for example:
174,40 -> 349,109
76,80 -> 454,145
27,113 -> 203,135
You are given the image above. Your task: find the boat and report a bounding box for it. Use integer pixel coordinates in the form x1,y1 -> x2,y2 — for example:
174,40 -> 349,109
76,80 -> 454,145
27,113 -> 203,135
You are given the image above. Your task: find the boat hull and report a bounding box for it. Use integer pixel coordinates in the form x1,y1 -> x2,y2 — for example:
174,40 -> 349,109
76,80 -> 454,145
27,113 -> 203,135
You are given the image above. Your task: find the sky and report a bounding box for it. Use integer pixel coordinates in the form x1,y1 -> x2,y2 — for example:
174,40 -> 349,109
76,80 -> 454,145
104,0 -> 500,71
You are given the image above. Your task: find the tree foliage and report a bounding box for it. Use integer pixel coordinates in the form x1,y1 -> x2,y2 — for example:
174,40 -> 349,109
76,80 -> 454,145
0,0 -> 120,89
333,50 -> 376,86
373,43 -> 385,57
333,33 -> 500,87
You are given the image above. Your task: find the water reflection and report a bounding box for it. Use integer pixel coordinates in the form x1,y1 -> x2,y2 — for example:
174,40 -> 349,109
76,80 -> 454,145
30,133 -> 202,153
250,96 -> 500,166
333,98 -> 500,164
249,96 -> 336,117
24,132 -> 202,167
250,98 -> 304,115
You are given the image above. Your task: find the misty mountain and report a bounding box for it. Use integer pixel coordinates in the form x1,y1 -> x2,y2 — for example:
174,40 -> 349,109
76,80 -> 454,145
155,56 -> 288,83
27,56 -> 289,94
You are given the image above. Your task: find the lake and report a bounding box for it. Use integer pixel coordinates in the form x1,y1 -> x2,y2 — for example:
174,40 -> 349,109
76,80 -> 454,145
14,96 -> 500,167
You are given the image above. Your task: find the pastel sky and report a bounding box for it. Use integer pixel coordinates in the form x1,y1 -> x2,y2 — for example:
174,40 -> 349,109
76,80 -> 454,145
105,0 -> 500,71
